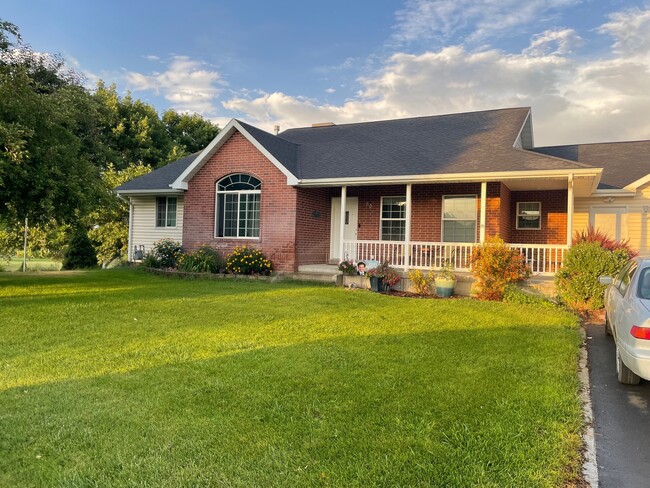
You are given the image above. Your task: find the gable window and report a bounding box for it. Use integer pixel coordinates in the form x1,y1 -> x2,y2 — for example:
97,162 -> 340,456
442,195 -> 477,242
381,196 -> 406,241
156,196 -> 177,227
216,174 -> 261,238
516,202 -> 541,230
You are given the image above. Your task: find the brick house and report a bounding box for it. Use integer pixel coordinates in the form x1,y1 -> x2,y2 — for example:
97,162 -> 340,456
116,107 -> 650,275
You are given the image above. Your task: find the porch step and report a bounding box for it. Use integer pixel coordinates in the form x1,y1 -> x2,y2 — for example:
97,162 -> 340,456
298,264 -> 340,274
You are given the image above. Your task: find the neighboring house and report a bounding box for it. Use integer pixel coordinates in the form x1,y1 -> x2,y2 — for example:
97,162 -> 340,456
115,107 -> 650,275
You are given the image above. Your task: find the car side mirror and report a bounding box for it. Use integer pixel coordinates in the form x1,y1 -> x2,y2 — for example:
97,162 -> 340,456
599,275 -> 613,285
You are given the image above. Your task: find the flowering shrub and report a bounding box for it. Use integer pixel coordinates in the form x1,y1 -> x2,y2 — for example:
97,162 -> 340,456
408,269 -> 434,295
470,237 -> 530,301
152,238 -> 183,269
178,245 -> 225,273
338,259 -> 358,275
368,261 -> 401,288
226,245 -> 272,275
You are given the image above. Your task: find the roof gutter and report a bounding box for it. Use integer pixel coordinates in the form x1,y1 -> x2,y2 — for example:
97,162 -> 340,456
296,168 -> 603,187
115,188 -> 185,196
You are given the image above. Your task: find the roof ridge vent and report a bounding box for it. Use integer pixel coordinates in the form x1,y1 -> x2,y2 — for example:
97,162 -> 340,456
311,122 -> 335,128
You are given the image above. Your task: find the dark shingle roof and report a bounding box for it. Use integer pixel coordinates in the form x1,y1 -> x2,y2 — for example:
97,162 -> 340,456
277,107 -> 588,178
115,152 -> 199,192
117,108 -> 604,192
534,141 -> 650,189
237,120 -> 300,177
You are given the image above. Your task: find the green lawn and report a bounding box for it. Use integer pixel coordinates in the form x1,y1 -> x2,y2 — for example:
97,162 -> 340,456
0,269 -> 583,487
3,256 -> 61,272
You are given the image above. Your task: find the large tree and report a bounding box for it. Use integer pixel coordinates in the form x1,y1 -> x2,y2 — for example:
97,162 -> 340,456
0,20 -> 103,225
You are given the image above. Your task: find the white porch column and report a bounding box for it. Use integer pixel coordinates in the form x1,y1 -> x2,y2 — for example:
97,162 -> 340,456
404,184 -> 412,270
479,181 -> 487,243
339,186 -> 347,262
567,174 -> 574,246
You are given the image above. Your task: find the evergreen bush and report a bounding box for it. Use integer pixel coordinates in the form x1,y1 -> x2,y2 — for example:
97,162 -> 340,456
61,227 -> 98,270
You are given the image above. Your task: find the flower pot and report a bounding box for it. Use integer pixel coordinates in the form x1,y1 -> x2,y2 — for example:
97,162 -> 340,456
370,276 -> 384,292
435,277 -> 456,297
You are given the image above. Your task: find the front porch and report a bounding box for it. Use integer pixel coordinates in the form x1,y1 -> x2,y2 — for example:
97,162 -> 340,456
295,175 -> 595,276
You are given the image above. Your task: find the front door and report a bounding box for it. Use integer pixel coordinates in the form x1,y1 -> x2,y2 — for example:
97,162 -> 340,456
330,197 -> 359,261
590,206 -> 627,241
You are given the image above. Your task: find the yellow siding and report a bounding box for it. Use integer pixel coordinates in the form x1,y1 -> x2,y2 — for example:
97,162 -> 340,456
130,196 -> 184,258
575,188 -> 650,254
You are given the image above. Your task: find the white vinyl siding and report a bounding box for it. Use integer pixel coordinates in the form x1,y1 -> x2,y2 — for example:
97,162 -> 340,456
130,195 -> 184,258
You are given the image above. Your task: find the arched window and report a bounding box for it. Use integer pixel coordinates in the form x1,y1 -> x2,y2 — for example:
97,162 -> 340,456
215,174 -> 261,238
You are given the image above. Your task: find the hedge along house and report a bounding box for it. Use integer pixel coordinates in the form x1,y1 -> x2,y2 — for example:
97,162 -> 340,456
116,107 -> 650,275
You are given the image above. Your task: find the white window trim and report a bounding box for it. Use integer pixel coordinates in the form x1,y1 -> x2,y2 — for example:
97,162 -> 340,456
380,195 -> 407,241
214,185 -> 261,240
516,201 -> 542,230
155,196 -> 178,228
441,194 -> 477,243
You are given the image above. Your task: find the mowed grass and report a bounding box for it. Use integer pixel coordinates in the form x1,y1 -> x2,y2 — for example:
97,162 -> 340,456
3,256 -> 61,272
0,269 -> 583,487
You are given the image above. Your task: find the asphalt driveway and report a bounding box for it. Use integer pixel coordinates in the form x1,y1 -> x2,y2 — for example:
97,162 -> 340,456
587,323 -> 650,487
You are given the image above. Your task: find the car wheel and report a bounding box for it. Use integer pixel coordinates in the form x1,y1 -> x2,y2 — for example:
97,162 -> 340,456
616,344 -> 641,385
605,312 -> 612,336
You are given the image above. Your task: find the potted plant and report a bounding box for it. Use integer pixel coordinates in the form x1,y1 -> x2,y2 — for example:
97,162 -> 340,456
338,259 -> 358,275
435,259 -> 456,297
367,261 -> 401,292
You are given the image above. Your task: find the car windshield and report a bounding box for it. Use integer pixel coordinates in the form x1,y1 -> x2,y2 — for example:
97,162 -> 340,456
638,267 -> 650,299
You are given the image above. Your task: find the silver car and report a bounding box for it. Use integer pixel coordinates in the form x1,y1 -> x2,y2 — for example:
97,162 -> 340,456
602,257 -> 650,385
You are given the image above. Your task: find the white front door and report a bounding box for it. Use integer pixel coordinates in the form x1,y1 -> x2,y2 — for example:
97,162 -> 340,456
330,197 -> 359,261
590,206 -> 627,241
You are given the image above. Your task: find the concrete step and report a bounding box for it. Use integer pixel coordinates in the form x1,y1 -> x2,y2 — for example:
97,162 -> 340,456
298,264 -> 340,274
287,271 -> 341,284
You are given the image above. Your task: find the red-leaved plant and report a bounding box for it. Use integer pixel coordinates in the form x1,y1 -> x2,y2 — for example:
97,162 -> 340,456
573,224 -> 638,259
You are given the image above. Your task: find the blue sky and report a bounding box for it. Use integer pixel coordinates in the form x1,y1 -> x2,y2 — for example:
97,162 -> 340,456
4,0 -> 650,145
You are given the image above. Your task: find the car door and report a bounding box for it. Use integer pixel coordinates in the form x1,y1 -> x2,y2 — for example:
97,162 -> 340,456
607,262 -> 633,335
611,262 -> 638,341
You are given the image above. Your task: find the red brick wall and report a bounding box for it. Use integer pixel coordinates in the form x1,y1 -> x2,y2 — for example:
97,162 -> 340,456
509,190 -> 567,244
182,131 -> 299,271
295,188 -> 332,265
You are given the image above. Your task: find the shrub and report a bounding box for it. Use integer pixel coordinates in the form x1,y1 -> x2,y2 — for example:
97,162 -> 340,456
470,236 -> 531,301
141,252 -> 160,269
61,227 -> 98,270
502,285 -> 556,308
226,245 -> 272,275
555,241 -> 629,310
152,238 -> 183,269
573,224 -> 638,259
178,246 -> 225,273
408,269 -> 435,295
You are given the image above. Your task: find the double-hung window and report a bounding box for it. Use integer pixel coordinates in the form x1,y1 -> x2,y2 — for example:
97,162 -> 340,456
516,202 -> 541,230
442,195 -> 477,242
216,174 -> 261,238
156,196 -> 177,227
381,196 -> 406,241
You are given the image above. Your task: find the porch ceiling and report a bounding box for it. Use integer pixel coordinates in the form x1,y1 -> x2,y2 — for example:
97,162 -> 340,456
503,174 -> 594,197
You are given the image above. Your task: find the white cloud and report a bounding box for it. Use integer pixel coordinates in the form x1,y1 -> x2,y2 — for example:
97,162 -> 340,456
223,7 -> 650,146
125,56 -> 225,114
325,88 -> 336,94
392,0 -> 579,44
144,54 -> 160,61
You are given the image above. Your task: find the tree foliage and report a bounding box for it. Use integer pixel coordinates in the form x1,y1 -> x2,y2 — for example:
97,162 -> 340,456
88,162 -> 151,266
0,19 -> 220,263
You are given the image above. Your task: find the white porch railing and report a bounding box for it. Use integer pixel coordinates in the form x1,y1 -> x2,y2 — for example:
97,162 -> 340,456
342,240 -> 569,275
